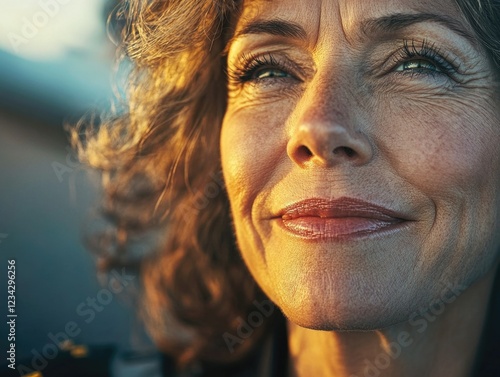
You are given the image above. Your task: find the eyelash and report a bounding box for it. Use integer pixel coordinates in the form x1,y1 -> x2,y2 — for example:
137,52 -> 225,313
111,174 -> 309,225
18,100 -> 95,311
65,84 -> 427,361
391,39 -> 458,78
229,38 -> 459,85
228,52 -> 297,85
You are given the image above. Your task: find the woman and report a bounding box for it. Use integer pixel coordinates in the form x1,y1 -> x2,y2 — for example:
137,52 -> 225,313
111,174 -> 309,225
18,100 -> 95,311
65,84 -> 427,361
74,0 -> 500,375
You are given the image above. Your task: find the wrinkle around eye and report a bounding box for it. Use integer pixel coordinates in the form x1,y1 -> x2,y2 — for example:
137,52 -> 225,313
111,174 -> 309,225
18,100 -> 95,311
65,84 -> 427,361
226,82 -> 300,112
227,69 -> 305,103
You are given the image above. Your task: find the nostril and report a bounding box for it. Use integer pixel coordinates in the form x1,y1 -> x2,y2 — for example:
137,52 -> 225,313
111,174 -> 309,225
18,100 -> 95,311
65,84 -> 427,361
333,146 -> 355,158
297,145 -> 313,158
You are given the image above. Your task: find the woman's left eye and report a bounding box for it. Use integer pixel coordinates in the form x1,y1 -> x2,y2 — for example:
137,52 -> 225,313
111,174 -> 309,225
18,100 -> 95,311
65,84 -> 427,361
394,59 -> 441,73
389,39 -> 458,80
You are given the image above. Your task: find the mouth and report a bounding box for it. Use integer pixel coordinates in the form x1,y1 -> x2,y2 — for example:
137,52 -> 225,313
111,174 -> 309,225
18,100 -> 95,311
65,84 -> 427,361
273,197 -> 411,241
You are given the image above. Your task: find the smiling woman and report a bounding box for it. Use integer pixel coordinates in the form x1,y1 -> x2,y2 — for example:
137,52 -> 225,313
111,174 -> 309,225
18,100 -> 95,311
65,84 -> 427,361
74,0 -> 500,376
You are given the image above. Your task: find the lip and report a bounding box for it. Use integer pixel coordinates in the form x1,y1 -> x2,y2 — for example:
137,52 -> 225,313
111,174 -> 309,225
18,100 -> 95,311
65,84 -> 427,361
273,197 -> 410,241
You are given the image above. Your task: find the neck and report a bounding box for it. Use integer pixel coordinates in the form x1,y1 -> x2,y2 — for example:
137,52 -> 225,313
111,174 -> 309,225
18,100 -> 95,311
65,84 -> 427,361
287,267 -> 498,377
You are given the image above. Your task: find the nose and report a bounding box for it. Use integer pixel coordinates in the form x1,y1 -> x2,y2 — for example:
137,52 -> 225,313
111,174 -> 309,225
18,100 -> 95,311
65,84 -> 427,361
287,94 -> 373,168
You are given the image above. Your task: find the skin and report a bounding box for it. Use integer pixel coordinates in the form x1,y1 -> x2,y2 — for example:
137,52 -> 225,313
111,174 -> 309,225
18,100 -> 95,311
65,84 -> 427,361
220,0 -> 500,375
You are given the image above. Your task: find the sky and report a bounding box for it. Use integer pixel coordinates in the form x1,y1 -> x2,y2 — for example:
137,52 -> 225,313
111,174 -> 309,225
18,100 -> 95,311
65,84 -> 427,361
0,0 -> 117,118
0,0 -> 107,61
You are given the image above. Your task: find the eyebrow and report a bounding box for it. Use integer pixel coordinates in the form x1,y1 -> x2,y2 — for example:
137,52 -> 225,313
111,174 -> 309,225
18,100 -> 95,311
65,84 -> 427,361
233,19 -> 308,41
362,13 -> 476,45
228,12 -> 476,47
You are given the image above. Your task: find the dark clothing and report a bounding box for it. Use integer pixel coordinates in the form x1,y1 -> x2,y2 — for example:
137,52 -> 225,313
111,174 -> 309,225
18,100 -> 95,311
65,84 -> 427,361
471,268 -> 500,376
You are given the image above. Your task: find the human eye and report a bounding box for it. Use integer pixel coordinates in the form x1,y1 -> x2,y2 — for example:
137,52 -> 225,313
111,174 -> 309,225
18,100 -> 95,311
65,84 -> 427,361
228,52 -> 298,87
391,39 -> 459,80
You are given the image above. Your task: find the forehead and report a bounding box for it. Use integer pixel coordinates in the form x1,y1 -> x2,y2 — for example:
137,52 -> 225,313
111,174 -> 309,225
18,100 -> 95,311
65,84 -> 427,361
235,0 -> 468,42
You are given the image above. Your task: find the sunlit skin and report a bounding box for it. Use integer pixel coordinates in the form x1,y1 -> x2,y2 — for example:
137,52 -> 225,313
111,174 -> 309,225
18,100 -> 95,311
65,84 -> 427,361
220,0 -> 500,376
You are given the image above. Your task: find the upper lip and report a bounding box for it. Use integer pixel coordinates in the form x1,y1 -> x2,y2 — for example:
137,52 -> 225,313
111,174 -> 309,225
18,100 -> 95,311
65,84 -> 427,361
275,197 -> 408,222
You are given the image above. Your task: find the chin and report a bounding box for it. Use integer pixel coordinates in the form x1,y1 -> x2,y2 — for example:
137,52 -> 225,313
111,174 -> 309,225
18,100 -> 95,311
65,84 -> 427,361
270,262 -> 489,332
265,268 -> 427,332
279,297 -> 411,332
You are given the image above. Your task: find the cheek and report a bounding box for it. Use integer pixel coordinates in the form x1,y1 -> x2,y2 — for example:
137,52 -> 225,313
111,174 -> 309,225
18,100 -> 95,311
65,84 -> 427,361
378,96 -> 500,197
220,102 -> 291,213
379,95 -> 500,278
221,102 -> 294,298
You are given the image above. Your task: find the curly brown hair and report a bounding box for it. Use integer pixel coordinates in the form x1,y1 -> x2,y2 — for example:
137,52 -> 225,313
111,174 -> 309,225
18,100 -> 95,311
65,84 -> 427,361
72,0 -> 500,369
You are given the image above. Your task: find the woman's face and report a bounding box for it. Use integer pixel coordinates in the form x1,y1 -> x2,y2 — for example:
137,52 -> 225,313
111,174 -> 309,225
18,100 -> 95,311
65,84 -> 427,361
220,0 -> 500,330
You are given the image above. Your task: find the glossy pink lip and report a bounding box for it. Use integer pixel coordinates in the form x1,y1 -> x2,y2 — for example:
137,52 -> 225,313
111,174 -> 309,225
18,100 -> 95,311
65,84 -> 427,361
273,197 -> 410,241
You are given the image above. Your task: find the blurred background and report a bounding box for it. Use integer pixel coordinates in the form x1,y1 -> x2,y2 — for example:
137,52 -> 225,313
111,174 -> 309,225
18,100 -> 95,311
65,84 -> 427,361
0,1 -> 158,376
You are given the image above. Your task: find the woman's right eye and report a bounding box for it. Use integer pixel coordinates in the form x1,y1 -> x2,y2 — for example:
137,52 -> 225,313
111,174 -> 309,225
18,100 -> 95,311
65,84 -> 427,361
229,53 -> 297,85
252,68 -> 291,80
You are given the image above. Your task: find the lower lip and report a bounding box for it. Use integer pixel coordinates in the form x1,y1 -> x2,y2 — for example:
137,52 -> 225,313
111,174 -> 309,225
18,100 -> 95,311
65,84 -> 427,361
276,217 -> 407,241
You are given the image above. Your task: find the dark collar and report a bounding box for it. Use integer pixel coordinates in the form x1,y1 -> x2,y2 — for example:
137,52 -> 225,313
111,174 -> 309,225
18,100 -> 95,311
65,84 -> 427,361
471,270 -> 500,376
